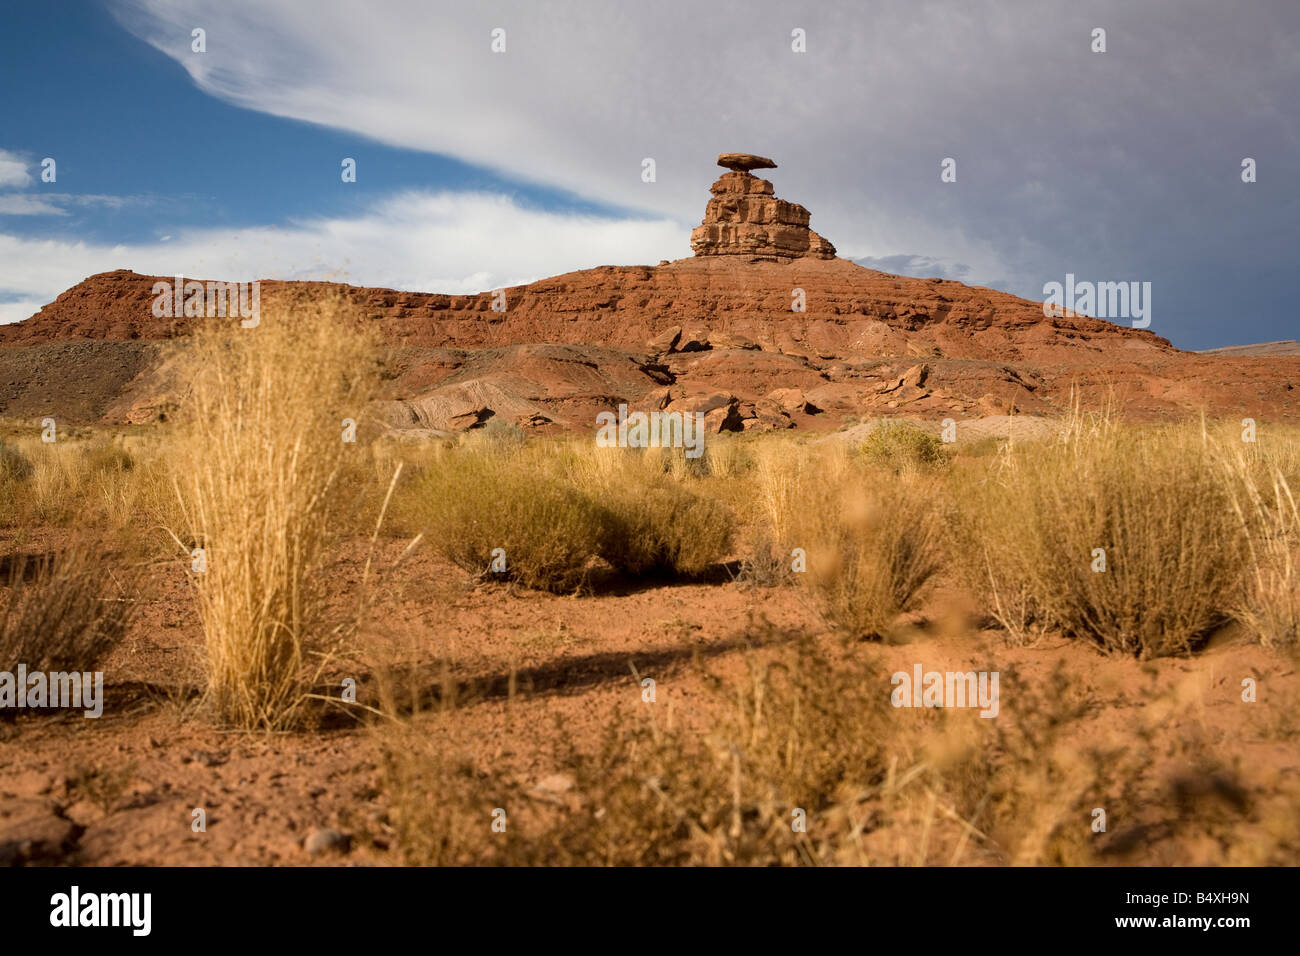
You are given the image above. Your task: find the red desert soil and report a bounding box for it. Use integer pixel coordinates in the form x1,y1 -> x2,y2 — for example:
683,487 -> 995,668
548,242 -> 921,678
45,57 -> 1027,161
2,534 -> 1294,866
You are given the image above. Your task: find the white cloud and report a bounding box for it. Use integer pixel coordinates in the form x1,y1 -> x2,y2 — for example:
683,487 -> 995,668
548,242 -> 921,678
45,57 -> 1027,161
0,195 -> 67,216
0,191 -> 687,322
0,300 -> 47,325
0,149 -> 32,189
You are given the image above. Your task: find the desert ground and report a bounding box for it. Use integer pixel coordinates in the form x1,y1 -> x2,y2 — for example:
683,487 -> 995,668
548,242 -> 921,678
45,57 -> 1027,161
2,311 -> 1298,865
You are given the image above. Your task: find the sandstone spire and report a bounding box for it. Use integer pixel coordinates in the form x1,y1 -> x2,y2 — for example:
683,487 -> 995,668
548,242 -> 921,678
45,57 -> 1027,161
690,153 -> 836,261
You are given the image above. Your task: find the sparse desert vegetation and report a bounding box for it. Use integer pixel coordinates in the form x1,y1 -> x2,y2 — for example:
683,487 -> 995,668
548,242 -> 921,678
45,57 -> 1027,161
1,339 -> 1298,866
2,319 -> 1300,868
953,412 -> 1255,656
0,543 -> 136,692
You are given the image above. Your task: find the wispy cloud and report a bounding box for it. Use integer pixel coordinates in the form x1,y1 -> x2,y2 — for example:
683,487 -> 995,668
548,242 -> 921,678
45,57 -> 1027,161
0,192 -> 148,216
0,195 -> 66,216
0,142 -> 144,216
855,255 -> 975,283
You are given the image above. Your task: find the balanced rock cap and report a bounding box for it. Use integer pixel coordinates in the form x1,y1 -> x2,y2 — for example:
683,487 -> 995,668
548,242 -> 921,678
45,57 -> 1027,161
717,152 -> 777,172
691,153 -> 835,260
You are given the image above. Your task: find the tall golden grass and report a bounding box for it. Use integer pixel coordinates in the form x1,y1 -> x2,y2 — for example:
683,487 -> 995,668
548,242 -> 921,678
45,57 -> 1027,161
1223,447 -> 1300,647
0,431 -> 164,531
747,439 -> 942,637
167,299 -> 378,729
6,402 -> 1296,661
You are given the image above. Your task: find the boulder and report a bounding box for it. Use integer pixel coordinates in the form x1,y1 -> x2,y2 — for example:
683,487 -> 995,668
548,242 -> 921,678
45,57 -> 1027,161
877,363 -> 930,394
706,330 -> 758,350
741,398 -> 795,431
765,387 -> 820,414
703,403 -> 745,433
642,385 -> 677,411
647,325 -> 682,354
717,152 -> 777,172
664,390 -> 745,433
677,328 -> 712,352
665,391 -> 737,415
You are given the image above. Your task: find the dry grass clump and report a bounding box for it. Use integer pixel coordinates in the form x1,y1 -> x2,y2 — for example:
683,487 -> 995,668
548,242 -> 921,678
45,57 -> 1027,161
0,440 -> 31,525
168,298 -> 378,729
751,438 -> 844,550
1224,450 -> 1300,647
0,544 -> 135,687
0,432 -> 155,529
748,440 -> 942,636
0,438 -> 32,481
401,440 -> 738,589
737,438 -> 838,587
801,471 -> 943,639
858,419 -> 948,472
566,445 -> 736,577
596,480 -> 735,577
407,447 -> 607,593
955,415 -> 1249,656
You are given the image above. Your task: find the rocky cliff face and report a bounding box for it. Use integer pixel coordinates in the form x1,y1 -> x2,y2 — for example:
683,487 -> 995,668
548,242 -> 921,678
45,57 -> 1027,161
689,153 -> 836,260
0,258 -> 1169,362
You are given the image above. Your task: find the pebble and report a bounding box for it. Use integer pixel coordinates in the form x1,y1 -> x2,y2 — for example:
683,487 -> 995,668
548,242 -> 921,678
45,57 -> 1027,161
304,827 -> 351,857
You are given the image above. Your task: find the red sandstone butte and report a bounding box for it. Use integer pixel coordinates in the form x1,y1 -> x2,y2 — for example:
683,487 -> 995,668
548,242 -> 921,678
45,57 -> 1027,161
0,153 -> 1296,427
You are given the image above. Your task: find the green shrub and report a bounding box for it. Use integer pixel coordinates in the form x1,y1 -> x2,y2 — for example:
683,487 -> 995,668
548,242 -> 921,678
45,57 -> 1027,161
412,450 -> 606,593
597,479 -> 735,576
858,420 -> 947,471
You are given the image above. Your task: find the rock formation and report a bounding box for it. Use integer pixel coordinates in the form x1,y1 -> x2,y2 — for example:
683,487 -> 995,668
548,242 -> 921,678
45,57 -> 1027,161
690,153 -> 836,261
6,154 -> 1296,431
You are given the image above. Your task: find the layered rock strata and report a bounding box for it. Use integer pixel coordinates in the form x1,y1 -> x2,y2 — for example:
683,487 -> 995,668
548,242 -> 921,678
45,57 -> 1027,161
690,152 -> 836,260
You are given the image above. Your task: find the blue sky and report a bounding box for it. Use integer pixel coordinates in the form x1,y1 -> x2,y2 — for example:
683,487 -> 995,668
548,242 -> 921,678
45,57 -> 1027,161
1,1 -> 620,238
1,0 -> 1297,349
